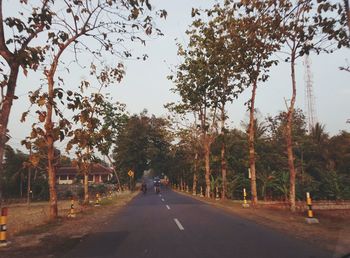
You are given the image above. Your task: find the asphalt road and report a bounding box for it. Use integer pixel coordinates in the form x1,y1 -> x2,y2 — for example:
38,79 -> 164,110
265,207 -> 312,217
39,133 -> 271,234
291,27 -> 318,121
62,184 -> 333,258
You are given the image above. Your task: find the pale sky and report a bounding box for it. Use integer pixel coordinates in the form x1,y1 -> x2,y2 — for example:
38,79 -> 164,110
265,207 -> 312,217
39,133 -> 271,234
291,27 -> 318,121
6,0 -> 350,153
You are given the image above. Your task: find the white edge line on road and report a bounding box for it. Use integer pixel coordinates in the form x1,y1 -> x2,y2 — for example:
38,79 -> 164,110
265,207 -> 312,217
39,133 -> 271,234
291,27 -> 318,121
174,218 -> 184,231
166,205 -> 170,210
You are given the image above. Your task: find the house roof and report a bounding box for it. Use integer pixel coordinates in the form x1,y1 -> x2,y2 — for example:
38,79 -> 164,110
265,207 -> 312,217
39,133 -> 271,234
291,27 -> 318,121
56,163 -> 113,176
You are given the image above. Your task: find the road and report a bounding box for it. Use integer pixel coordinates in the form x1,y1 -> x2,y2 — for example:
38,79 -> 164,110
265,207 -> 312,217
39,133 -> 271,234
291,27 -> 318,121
62,185 -> 332,258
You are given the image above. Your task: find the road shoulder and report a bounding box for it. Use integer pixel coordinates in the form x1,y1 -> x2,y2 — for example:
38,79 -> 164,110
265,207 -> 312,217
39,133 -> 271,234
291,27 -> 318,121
174,189 -> 350,257
0,191 -> 139,258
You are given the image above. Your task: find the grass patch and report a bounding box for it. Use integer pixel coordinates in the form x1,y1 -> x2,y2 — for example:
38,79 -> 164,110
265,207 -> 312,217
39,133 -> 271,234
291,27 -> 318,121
16,218 -> 63,237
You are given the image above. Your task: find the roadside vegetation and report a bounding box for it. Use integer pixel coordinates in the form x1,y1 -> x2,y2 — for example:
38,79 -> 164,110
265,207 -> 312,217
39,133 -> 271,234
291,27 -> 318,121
167,0 -> 350,210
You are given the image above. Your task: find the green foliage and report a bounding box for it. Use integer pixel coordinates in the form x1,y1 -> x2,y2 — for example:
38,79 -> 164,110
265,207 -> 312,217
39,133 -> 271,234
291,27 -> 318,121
92,184 -> 108,196
31,177 -> 49,201
318,170 -> 349,200
2,145 -> 50,200
2,146 -> 29,198
169,108 -> 350,201
113,112 -> 173,183
63,190 -> 73,199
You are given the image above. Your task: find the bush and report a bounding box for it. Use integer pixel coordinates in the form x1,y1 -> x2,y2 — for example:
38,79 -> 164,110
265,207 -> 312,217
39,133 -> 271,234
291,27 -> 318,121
318,170 -> 348,200
63,190 -> 73,199
32,178 -> 49,201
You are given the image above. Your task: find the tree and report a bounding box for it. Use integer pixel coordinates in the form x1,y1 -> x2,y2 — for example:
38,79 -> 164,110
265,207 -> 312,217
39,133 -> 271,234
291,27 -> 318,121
170,12 -> 231,197
113,111 -> 172,184
98,100 -> 128,191
2,145 -> 29,198
197,4 -> 246,199
21,0 -> 166,219
236,1 -> 282,205
0,0 -> 50,204
66,65 -> 125,204
166,114 -> 202,194
280,0 -> 349,211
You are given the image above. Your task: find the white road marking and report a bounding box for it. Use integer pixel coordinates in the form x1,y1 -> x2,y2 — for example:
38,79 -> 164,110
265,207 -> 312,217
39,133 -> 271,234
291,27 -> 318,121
161,198 -> 165,202
166,205 -> 170,210
174,218 -> 184,231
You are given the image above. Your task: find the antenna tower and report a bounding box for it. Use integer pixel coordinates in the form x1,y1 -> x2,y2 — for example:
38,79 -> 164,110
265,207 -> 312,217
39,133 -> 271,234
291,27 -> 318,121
304,54 -> 317,132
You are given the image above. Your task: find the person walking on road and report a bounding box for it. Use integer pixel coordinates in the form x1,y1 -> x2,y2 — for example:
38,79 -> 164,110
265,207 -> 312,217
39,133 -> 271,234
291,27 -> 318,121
141,181 -> 147,194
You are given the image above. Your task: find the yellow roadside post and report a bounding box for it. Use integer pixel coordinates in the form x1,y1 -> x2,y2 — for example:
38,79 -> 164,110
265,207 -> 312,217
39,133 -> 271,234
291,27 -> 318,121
200,186 -> 204,197
95,193 -> 101,206
242,188 -> 250,208
68,197 -> 76,218
215,187 -> 220,200
0,207 -> 8,247
305,192 -> 319,224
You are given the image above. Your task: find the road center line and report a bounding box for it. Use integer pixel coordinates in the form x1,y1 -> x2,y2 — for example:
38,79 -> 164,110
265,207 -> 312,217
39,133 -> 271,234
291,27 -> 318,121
174,218 -> 184,231
166,205 -> 170,210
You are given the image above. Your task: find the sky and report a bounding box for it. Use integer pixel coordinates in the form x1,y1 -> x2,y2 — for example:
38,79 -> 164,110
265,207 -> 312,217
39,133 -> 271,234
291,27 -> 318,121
5,0 -> 350,153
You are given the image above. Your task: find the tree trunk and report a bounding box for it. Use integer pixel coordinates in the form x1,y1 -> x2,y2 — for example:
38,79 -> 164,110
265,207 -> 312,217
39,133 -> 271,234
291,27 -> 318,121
192,153 -> 198,195
287,54 -> 297,212
27,167 -> 31,206
204,134 -> 211,198
344,0 -> 350,33
20,171 -> 23,198
84,172 -> 89,204
106,155 -> 122,191
0,64 -> 19,206
83,147 -> 92,203
220,108 -> 227,200
248,80 -> 258,205
46,74 -> 58,220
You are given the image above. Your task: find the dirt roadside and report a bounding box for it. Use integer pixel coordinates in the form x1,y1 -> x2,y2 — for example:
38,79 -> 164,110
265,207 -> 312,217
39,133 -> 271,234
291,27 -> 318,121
0,191 -> 139,258
176,190 -> 350,258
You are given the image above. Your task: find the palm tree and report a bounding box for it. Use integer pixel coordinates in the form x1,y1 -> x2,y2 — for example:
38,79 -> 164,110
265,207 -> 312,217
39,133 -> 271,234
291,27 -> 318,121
310,122 -> 328,145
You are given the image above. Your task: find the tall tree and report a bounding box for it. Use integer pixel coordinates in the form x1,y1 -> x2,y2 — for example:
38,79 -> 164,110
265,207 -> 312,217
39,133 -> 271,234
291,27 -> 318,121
169,23 -> 219,197
200,5 -> 245,199
98,100 -> 128,191
113,112 -> 172,182
0,0 -> 50,205
280,0 -> 349,211
213,0 -> 282,204
67,65 -> 124,204
21,0 -> 166,219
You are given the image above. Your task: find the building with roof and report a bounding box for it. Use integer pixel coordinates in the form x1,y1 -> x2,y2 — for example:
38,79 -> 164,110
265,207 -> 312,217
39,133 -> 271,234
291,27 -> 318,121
56,163 -> 113,185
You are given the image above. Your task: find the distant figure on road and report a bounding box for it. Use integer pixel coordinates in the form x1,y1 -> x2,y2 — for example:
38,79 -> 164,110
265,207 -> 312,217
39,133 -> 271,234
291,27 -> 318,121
141,181 -> 147,194
154,180 -> 161,194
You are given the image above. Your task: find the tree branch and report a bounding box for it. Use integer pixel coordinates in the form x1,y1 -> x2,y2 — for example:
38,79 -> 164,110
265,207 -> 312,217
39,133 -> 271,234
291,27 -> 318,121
0,0 -> 13,62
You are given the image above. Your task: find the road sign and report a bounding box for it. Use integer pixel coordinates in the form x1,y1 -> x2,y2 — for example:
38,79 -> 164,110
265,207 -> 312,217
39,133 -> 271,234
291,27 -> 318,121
128,170 -> 134,177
